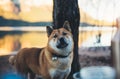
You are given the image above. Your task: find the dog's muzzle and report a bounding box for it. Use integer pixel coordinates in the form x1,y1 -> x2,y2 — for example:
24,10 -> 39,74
57,37 -> 68,49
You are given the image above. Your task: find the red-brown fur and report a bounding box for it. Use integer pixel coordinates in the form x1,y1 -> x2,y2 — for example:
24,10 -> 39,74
9,21 -> 74,79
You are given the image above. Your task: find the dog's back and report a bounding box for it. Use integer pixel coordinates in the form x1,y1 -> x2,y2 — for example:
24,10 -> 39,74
10,48 -> 43,75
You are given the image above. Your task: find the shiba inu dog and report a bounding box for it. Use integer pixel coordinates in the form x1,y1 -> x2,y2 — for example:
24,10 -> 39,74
9,21 -> 74,79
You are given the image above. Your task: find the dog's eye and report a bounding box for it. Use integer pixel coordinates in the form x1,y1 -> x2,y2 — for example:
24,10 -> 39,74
63,32 -> 67,35
53,34 -> 57,38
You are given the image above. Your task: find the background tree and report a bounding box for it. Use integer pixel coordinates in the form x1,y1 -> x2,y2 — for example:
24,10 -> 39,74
53,0 -> 80,78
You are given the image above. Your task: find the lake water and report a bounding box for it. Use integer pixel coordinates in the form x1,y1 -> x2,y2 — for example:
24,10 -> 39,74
0,26 -> 117,55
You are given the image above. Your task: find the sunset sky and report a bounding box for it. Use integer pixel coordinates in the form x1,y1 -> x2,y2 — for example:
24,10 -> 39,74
19,0 -> 120,22
79,0 -> 120,22
0,0 -> 120,23
19,0 -> 52,6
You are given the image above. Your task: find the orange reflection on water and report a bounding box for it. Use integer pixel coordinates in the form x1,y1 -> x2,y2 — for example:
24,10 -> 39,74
0,32 -> 47,56
0,27 -> 116,56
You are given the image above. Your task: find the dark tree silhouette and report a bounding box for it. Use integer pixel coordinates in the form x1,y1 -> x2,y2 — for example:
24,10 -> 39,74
53,0 -> 80,79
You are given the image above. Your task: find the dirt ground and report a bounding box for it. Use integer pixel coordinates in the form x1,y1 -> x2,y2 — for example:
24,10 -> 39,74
79,46 -> 112,68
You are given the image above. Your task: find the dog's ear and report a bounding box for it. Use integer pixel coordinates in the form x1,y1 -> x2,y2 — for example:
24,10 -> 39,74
63,21 -> 71,32
46,26 -> 53,37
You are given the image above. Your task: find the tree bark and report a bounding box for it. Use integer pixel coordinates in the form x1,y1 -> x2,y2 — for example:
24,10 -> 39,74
53,0 -> 80,79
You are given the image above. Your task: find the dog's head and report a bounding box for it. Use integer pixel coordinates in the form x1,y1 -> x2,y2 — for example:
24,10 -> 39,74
46,21 -> 74,56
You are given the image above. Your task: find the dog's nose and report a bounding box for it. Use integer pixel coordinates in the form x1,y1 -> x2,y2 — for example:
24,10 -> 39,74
57,37 -> 68,49
59,37 -> 66,44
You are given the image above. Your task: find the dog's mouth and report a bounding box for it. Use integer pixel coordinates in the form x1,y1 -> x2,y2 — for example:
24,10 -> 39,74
57,43 -> 68,49
56,38 -> 68,49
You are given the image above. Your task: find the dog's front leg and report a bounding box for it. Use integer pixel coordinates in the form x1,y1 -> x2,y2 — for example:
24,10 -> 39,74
20,73 -> 28,79
28,72 -> 36,79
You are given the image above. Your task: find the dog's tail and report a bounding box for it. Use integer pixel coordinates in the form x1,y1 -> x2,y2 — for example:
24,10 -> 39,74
9,55 -> 16,65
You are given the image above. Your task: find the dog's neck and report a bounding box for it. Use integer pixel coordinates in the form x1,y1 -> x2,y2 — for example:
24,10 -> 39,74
45,47 -> 71,61
51,52 -> 70,61
52,53 -> 68,58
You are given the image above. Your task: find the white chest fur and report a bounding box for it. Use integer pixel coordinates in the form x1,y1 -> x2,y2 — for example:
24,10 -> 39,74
51,53 -> 73,69
49,67 -> 71,79
49,56 -> 72,79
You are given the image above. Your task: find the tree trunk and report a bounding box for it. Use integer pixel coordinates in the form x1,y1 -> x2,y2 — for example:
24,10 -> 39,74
53,0 -> 80,79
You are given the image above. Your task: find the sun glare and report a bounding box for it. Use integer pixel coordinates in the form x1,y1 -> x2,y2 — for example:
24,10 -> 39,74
19,0 -> 52,6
